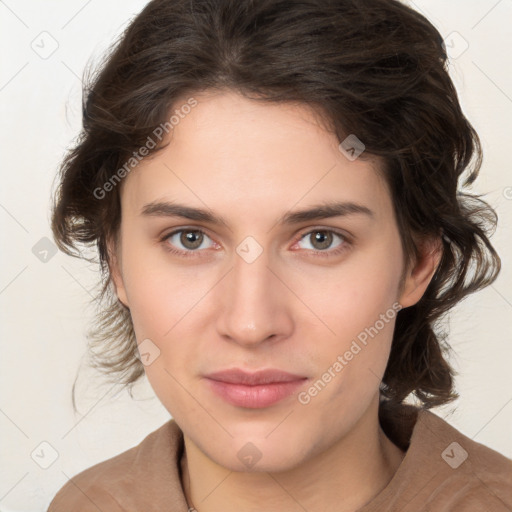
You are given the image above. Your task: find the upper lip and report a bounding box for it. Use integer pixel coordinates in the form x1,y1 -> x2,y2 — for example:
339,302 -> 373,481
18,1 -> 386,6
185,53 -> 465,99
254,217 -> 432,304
205,368 -> 307,385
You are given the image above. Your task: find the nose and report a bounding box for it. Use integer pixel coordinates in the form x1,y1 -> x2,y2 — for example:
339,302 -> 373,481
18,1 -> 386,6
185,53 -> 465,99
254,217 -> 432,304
215,244 -> 294,347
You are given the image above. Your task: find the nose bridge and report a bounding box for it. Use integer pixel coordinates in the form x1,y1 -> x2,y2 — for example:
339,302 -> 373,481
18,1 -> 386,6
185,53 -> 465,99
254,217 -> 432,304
215,241 -> 292,345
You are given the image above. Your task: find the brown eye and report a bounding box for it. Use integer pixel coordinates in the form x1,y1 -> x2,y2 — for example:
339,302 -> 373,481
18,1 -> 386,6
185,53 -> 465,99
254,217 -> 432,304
296,229 -> 347,254
309,231 -> 333,250
163,229 -> 214,253
180,230 -> 204,249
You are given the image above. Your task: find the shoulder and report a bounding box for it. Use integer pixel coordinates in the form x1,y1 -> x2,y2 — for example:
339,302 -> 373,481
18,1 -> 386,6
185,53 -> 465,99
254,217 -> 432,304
47,419 -> 184,512
412,409 -> 512,510
47,481 -> 125,512
46,441 -> 141,512
376,402 -> 512,511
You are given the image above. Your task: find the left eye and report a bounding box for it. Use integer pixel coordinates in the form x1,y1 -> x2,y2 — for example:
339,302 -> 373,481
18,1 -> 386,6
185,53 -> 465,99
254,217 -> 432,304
165,229 -> 215,251
296,230 -> 345,251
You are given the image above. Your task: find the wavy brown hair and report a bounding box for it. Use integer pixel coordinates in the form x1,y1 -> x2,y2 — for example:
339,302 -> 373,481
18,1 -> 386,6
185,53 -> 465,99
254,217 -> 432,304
51,0 -> 500,411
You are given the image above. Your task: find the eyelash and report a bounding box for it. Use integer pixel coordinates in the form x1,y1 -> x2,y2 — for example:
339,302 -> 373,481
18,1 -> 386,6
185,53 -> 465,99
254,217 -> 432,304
159,227 -> 351,259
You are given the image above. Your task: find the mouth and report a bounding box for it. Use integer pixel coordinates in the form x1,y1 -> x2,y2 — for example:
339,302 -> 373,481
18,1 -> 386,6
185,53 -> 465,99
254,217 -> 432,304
203,368 -> 308,409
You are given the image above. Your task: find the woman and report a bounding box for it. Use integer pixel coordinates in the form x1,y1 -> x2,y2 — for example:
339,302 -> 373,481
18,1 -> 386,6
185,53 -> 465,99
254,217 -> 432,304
47,0 -> 512,510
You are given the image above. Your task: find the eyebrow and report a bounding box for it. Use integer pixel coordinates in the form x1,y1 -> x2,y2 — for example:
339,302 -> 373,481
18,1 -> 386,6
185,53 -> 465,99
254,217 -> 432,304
140,200 -> 374,227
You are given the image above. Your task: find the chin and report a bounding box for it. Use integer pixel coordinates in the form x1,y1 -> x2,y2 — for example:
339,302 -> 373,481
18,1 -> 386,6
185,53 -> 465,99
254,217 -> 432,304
216,444 -> 309,474
198,427 -> 314,474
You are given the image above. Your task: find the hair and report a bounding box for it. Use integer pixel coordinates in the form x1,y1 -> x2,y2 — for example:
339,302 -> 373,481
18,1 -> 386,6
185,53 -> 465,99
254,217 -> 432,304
51,0 -> 500,412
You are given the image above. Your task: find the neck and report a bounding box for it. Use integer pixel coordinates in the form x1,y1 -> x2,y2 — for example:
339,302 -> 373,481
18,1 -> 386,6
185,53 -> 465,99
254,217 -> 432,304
180,397 -> 405,512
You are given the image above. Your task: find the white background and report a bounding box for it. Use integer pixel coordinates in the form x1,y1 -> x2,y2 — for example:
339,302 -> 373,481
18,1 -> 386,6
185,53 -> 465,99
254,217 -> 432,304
0,1 -> 511,510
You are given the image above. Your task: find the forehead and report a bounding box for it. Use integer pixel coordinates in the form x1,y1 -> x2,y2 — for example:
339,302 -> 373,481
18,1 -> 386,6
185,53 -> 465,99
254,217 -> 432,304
120,90 -> 391,222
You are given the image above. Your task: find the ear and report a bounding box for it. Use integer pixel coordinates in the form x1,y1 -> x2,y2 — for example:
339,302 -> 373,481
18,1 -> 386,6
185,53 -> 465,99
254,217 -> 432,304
398,236 -> 442,308
107,236 -> 130,308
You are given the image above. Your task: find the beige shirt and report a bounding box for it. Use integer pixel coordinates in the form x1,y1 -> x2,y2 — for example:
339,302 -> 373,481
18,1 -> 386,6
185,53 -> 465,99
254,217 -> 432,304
47,403 -> 512,511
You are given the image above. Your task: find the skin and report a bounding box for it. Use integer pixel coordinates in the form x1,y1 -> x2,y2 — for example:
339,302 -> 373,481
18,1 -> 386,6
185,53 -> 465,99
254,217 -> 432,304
109,89 -> 441,512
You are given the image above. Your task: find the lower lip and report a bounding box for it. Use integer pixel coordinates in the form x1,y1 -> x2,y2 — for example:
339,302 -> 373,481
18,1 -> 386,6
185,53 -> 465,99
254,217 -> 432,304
205,378 -> 307,408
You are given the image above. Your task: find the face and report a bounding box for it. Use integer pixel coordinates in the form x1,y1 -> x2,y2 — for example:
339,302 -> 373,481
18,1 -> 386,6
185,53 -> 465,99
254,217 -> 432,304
110,89 -> 435,472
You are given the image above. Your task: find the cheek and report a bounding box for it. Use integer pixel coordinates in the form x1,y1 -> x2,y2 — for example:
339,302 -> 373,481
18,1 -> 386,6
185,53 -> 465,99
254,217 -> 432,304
287,236 -> 404,406
291,241 -> 403,343
119,245 -> 205,415
119,236 -> 200,338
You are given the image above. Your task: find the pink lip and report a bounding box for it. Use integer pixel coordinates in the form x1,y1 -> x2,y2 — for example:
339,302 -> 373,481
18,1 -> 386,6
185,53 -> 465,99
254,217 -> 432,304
204,369 -> 308,409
